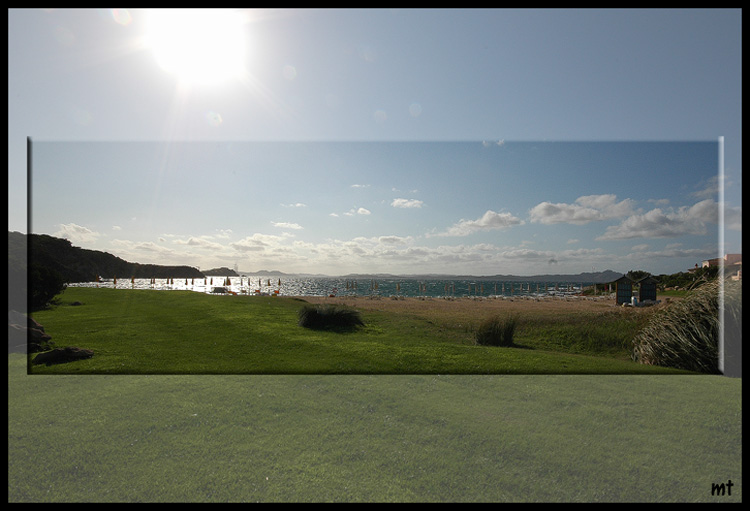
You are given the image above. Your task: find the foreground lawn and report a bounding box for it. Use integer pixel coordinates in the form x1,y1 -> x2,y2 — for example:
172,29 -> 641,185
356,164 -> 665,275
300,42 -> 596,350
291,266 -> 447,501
26,288 -> 690,374
8,355 -> 741,502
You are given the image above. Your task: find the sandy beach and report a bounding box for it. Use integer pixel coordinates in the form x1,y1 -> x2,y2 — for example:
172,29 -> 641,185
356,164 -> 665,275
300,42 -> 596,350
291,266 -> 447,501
298,293 -> 669,325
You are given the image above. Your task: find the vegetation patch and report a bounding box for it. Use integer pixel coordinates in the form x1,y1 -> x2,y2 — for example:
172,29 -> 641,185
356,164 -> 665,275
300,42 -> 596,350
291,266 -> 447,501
298,304 -> 365,331
632,279 -> 740,373
473,314 -> 519,347
26,287 -> 695,375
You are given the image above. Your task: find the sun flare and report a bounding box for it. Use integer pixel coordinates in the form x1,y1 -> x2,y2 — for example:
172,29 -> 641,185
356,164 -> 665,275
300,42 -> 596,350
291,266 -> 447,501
145,9 -> 248,87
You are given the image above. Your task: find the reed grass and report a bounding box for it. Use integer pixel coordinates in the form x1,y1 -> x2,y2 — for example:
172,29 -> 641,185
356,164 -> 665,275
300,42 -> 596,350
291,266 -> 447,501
473,314 -> 518,347
631,278 -> 739,373
297,304 -> 365,330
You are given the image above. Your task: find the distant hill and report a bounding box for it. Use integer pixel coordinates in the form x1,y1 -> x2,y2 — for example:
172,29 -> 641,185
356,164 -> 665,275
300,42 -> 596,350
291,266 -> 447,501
8,231 -> 626,287
340,270 -> 623,283
9,231 -> 204,284
203,267 -> 239,276
241,269 -> 290,277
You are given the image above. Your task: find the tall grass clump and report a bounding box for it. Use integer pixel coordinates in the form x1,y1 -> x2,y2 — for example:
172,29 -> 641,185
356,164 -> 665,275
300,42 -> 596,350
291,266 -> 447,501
632,278 -> 732,373
474,314 -> 519,347
298,304 -> 365,330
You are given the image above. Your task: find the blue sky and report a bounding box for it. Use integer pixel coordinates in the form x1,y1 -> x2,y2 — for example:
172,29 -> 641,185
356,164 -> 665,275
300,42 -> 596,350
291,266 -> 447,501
9,8 -> 742,276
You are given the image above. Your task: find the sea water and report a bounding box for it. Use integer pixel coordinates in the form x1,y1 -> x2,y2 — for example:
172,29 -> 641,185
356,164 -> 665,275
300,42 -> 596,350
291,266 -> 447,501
68,276 -> 603,298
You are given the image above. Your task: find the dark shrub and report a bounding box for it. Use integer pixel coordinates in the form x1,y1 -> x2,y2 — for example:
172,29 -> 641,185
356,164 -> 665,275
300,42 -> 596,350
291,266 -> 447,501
474,314 -> 518,347
29,263 -> 67,311
298,304 -> 364,330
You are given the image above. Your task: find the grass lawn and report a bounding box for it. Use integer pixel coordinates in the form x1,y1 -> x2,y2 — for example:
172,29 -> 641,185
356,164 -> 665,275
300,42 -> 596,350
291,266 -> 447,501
10,287 -> 741,502
26,287 -> 692,375
8,355 -> 741,502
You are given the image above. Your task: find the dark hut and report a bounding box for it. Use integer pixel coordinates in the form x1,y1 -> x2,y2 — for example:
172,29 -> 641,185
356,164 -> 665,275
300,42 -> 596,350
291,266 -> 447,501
613,275 -> 634,305
637,275 -> 658,303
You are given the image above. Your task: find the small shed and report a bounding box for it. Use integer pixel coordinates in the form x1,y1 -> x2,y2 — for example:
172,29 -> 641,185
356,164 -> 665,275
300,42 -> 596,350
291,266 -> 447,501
613,275 -> 634,305
637,276 -> 658,302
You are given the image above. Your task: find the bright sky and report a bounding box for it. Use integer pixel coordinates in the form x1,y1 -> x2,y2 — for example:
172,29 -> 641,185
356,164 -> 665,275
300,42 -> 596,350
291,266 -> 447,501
9,8 -> 742,276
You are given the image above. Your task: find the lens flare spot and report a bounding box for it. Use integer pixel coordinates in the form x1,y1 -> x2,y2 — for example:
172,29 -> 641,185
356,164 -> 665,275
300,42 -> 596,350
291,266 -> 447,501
282,65 -> 297,80
206,111 -> 223,127
373,110 -> 387,123
110,9 -> 132,26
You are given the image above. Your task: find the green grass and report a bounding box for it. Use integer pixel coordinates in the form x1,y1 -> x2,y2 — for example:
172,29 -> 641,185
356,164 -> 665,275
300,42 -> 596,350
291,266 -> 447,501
8,355 -> 742,502
26,287 -> 691,375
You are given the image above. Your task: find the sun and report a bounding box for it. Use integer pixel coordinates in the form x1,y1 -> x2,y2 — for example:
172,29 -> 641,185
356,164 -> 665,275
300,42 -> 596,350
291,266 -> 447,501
145,9 -> 248,88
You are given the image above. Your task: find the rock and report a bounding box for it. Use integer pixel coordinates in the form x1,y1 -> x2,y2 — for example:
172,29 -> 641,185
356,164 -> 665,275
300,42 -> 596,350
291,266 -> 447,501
8,310 -> 54,354
27,327 -> 54,353
27,315 -> 46,332
32,347 -> 94,366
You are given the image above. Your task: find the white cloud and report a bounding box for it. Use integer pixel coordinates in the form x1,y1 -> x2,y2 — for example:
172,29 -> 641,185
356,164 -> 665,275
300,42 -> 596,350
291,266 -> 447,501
529,194 -> 636,225
173,237 -> 225,250
230,234 -> 282,252
271,221 -> 303,230
723,205 -> 742,231
133,241 -> 174,253
110,239 -> 178,257
344,207 -> 371,216
391,198 -> 424,209
377,235 -> 412,245
691,175 -> 719,200
647,198 -> 670,206
623,246 -> 716,261
596,199 -> 719,240
434,210 -> 524,237
54,223 -> 101,244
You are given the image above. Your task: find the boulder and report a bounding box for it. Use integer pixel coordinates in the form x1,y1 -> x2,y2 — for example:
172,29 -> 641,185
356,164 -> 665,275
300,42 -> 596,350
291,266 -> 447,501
27,327 -> 54,353
8,310 -> 54,354
32,347 -> 94,366
27,315 -> 46,332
